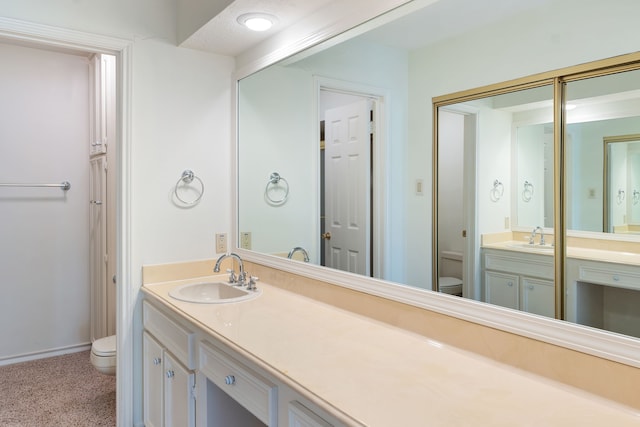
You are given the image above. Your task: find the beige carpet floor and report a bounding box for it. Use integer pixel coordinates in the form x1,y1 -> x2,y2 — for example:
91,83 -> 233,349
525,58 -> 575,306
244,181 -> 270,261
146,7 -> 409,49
0,350 -> 116,426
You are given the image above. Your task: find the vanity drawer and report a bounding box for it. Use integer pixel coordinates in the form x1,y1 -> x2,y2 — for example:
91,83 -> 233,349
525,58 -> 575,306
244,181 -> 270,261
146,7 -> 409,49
199,340 -> 277,426
143,301 -> 196,369
578,266 -> 640,291
484,251 -> 554,280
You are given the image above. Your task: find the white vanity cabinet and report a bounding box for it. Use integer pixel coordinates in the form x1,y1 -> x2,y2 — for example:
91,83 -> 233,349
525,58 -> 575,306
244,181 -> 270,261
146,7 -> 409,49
142,297 -> 348,427
143,301 -> 196,427
482,248 -> 554,317
566,257 -> 640,338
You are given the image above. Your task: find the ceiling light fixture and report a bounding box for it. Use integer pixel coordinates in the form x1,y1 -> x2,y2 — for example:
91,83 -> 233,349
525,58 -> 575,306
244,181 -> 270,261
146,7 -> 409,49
237,13 -> 276,32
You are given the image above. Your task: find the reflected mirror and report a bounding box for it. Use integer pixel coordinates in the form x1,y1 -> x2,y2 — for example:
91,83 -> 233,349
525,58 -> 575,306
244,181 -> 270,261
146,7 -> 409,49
604,135 -> 640,233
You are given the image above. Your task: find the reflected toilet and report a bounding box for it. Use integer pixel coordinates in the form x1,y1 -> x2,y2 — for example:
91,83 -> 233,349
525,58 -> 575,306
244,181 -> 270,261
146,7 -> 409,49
439,250 -> 463,296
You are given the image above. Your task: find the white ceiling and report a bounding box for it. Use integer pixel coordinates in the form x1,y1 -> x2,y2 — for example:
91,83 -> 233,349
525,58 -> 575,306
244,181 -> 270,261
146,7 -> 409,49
180,0 -> 335,56
181,0 -> 552,57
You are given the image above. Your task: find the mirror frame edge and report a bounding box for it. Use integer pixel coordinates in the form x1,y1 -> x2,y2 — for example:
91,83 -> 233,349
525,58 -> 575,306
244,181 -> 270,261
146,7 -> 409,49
232,6 -> 640,369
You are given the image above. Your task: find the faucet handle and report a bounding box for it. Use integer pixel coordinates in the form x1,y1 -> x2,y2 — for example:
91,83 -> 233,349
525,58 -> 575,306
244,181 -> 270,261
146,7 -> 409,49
225,268 -> 237,284
247,276 -> 259,291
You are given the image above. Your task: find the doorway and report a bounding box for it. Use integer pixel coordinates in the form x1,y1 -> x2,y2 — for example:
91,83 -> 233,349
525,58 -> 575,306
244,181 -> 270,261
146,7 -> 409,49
319,89 -> 375,277
0,41 -> 115,361
436,106 -> 479,299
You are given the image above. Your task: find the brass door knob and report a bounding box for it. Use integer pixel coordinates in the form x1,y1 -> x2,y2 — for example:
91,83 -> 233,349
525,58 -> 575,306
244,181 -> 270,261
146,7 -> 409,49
321,232 -> 332,240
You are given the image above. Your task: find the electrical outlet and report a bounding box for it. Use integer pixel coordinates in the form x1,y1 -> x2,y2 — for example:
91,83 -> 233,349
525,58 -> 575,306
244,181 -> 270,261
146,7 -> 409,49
215,233 -> 227,253
240,232 -> 252,250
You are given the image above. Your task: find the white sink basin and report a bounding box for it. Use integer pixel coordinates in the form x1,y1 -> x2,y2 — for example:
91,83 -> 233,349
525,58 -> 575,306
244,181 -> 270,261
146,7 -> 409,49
507,242 -> 554,252
169,282 -> 261,304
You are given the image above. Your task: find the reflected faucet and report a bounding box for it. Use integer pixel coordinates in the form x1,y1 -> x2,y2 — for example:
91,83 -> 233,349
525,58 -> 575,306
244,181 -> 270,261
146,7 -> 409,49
529,226 -> 545,245
287,246 -> 310,262
214,253 -> 246,285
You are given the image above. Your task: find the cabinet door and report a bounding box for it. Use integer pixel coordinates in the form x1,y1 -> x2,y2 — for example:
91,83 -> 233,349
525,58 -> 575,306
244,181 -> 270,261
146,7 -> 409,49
521,277 -> 554,317
89,156 -> 107,341
485,271 -> 519,310
288,401 -> 333,427
89,54 -> 115,155
89,54 -> 104,155
164,351 -> 195,427
143,332 -> 164,427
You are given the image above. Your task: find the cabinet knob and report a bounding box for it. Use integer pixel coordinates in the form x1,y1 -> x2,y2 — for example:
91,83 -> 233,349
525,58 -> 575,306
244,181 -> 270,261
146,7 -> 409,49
507,282 -> 513,287
613,275 -> 620,282
166,370 -> 175,379
528,285 -> 534,290
225,375 -> 236,385
153,357 -> 161,365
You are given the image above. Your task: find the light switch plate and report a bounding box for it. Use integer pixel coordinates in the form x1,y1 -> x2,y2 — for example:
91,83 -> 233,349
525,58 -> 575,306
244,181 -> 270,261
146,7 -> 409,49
240,232 -> 252,250
215,233 -> 227,253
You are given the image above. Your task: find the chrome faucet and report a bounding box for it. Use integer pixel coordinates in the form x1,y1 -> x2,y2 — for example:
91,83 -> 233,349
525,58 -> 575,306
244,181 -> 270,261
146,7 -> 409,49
529,226 -> 545,245
287,246 -> 310,262
214,253 -> 246,285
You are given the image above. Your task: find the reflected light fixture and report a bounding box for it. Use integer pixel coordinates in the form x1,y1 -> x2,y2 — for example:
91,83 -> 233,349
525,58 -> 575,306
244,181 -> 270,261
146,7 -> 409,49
565,103 -> 577,110
237,13 -> 276,32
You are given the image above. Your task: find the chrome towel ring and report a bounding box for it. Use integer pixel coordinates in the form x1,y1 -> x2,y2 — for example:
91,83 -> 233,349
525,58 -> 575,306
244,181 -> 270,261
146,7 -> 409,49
174,170 -> 204,205
490,179 -> 504,202
265,172 -> 289,205
522,180 -> 534,202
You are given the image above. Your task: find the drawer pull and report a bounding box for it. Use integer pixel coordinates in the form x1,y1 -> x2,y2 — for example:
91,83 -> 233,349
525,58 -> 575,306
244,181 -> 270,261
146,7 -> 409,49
166,370 -> 175,379
153,357 -> 161,365
225,375 -> 236,385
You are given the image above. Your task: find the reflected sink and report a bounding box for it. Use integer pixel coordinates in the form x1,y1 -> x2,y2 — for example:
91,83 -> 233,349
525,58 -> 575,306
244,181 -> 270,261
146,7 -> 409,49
169,282 -> 261,304
507,242 -> 554,252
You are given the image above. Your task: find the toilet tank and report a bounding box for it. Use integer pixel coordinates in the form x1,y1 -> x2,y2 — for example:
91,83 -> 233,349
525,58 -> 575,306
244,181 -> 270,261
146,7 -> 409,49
440,250 -> 463,279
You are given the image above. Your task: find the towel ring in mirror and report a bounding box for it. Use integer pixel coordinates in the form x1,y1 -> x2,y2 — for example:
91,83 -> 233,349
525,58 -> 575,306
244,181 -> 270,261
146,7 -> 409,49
265,172 -> 289,205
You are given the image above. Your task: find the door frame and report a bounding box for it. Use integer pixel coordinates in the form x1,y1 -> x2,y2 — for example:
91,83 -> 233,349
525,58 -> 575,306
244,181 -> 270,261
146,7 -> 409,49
322,96 -> 373,275
436,104 -> 479,300
0,17 -> 134,426
314,76 -> 389,279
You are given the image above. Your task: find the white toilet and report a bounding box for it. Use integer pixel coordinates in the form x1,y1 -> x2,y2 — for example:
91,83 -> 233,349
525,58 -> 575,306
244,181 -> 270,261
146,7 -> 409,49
90,335 -> 116,376
439,250 -> 463,296
439,276 -> 463,296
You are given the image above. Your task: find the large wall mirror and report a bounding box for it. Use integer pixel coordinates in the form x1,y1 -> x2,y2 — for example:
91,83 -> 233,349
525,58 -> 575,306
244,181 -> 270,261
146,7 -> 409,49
236,0 -> 640,365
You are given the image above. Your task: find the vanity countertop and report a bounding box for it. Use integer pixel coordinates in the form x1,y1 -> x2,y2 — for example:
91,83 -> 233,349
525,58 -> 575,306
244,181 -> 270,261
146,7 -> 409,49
142,275 -> 640,426
483,240 -> 640,266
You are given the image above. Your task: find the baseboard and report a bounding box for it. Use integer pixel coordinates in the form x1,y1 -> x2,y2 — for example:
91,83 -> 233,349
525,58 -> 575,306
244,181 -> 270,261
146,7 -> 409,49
0,343 -> 92,367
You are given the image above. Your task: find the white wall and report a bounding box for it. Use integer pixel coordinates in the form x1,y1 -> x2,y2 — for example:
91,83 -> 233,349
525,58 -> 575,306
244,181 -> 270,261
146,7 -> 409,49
0,42 -> 90,361
407,0 -> 640,287
238,65 -> 316,259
